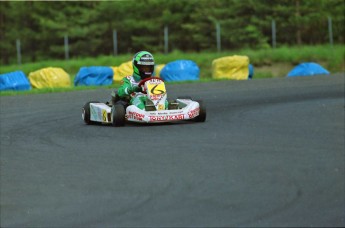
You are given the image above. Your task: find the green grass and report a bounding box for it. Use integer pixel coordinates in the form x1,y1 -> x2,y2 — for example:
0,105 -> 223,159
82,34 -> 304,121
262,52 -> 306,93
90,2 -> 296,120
1,45 -> 344,96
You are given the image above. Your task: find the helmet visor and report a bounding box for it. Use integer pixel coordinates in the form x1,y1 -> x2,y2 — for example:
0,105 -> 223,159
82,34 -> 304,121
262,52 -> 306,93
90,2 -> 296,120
139,65 -> 154,79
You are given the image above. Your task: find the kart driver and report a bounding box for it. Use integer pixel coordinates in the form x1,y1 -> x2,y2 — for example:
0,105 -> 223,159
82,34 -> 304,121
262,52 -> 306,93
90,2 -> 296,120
111,51 -> 168,110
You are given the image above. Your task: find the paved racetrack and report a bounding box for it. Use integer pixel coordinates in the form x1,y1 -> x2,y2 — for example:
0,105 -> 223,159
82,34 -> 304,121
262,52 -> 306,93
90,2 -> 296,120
1,75 -> 344,227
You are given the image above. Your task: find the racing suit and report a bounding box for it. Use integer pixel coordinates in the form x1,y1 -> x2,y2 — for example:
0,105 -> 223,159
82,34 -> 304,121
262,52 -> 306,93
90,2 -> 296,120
111,75 -> 168,110
111,75 -> 143,109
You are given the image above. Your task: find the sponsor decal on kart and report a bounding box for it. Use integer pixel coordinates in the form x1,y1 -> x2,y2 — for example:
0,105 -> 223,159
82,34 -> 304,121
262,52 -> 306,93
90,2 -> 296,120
147,78 -> 162,84
102,110 -> 108,122
169,110 -> 184,114
150,94 -> 164,100
147,80 -> 166,95
188,107 -> 200,119
149,114 -> 184,122
126,111 -> 145,121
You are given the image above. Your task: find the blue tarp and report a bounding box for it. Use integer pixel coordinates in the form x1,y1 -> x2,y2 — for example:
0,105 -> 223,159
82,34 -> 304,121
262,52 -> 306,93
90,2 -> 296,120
0,71 -> 31,91
74,66 -> 113,86
160,60 -> 200,82
248,64 -> 254,79
287,62 -> 330,77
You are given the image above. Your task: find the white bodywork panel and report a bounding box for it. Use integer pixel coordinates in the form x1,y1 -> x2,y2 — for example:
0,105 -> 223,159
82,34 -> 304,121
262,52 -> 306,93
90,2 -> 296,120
87,99 -> 200,124
90,103 -> 112,123
125,99 -> 200,123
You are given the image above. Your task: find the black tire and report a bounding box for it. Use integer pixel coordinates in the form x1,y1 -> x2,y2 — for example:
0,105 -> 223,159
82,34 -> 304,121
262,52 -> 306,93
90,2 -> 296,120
112,104 -> 126,127
82,101 -> 100,125
194,100 -> 206,122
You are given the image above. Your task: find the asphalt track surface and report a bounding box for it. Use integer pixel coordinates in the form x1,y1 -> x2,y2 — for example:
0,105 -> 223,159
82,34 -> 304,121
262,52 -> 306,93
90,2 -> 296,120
1,75 -> 344,227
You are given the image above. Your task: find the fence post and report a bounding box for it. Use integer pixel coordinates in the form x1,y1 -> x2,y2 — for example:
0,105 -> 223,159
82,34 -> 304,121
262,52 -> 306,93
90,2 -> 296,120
164,26 -> 169,54
16,39 -> 21,65
64,34 -> 69,60
216,22 -> 221,52
272,19 -> 276,48
328,16 -> 333,47
113,29 -> 118,56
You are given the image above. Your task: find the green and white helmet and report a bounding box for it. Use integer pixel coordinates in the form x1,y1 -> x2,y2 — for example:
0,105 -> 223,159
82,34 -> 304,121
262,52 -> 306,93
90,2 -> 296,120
132,51 -> 155,81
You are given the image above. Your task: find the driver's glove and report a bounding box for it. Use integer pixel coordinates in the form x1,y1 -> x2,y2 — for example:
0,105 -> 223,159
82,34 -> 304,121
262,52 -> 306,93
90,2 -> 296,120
132,86 -> 142,92
127,85 -> 141,94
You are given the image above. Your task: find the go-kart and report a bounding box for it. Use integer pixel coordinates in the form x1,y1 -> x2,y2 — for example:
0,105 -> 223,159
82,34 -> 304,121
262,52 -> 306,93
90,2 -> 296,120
82,77 -> 206,126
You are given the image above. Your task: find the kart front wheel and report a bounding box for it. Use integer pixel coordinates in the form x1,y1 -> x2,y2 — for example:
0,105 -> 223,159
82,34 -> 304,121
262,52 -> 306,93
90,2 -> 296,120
112,104 -> 126,127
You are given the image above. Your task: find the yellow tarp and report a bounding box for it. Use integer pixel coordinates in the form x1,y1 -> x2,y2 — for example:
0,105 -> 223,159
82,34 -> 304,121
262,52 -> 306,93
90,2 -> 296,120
212,55 -> 249,80
154,64 -> 165,78
112,61 -> 133,82
29,67 -> 71,88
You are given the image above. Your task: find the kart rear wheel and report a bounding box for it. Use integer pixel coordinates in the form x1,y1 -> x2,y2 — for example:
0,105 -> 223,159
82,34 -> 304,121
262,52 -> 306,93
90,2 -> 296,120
82,101 -> 99,125
112,104 -> 126,127
194,100 -> 206,122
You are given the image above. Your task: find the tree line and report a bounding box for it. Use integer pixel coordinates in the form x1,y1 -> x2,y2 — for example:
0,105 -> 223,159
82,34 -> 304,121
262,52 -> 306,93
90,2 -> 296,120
0,0 -> 343,65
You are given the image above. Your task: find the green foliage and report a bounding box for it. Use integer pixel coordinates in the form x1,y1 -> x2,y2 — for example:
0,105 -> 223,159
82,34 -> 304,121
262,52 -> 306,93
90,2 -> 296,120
0,0 -> 344,65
